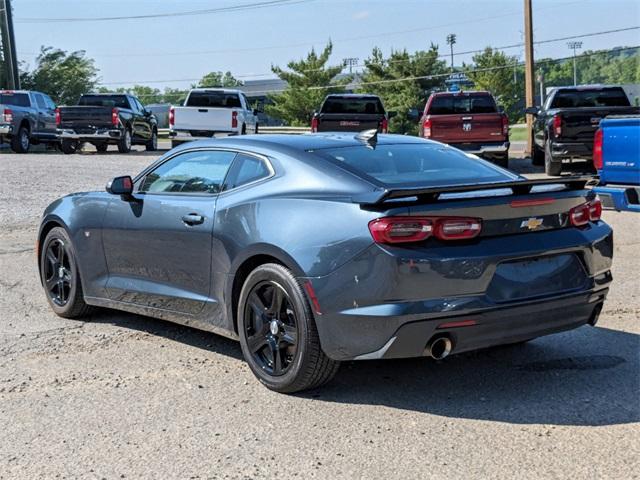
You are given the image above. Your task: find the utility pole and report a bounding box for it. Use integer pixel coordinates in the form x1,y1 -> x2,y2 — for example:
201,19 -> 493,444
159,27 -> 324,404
523,0 -> 535,156
567,41 -> 582,86
0,0 -> 19,89
446,33 -> 456,72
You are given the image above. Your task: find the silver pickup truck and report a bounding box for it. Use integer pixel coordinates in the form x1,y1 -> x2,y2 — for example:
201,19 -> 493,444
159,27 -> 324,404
0,90 -> 59,153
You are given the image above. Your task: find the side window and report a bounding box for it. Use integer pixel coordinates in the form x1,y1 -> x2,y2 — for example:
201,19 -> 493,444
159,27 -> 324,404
224,153 -> 271,190
134,97 -> 144,112
242,94 -> 251,110
139,150 -> 236,194
44,95 -> 56,110
125,96 -> 136,111
34,94 -> 47,110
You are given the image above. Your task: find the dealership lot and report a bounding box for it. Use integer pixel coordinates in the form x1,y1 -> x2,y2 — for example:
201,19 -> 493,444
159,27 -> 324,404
0,149 -> 638,479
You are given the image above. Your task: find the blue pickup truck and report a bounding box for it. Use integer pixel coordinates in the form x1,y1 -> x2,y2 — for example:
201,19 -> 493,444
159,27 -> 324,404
593,115 -> 640,212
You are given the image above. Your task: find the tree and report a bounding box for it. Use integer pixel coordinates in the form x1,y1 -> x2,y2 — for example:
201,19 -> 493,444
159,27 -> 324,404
20,46 -> 99,105
266,42 -> 347,126
360,45 -> 447,134
196,71 -> 242,88
464,47 -> 521,121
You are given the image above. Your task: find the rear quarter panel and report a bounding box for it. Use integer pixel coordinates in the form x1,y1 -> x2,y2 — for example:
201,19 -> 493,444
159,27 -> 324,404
599,116 -> 640,185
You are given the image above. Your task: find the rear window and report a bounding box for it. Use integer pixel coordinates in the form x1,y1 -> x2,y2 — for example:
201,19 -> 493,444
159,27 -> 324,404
550,88 -> 630,108
186,92 -> 241,108
78,95 -> 130,108
428,95 -> 497,115
0,93 -> 30,107
315,143 -> 512,188
321,97 -> 384,114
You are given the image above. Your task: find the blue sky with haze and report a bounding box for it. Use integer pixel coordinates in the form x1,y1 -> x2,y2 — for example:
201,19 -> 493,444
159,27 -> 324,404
13,0 -> 640,89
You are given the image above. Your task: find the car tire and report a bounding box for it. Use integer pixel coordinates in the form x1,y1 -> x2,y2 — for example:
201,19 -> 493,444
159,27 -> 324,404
95,143 -> 108,152
241,124 -> 247,135
117,128 -> 132,153
544,142 -> 562,176
532,145 -> 545,166
11,125 -> 30,153
146,129 -> 158,151
60,139 -> 79,154
238,263 -> 339,393
493,152 -> 509,169
40,227 -> 92,319
254,124 -> 259,135
171,140 -> 181,149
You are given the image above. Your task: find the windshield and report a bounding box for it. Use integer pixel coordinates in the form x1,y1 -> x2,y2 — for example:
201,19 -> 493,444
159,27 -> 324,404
314,143 -> 513,188
321,97 -> 384,114
550,88 -> 630,108
428,95 -> 497,114
186,92 -> 241,108
78,95 -> 130,108
0,93 -> 30,107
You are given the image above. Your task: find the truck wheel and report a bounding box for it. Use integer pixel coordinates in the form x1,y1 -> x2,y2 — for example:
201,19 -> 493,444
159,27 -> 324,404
241,124 -> 247,135
60,139 -> 79,154
171,140 -> 181,149
238,263 -> 340,393
95,143 -> 108,152
493,152 -> 509,169
11,126 -> 30,153
532,145 -> 545,166
146,129 -> 158,151
254,124 -> 259,135
117,128 -> 132,153
544,143 -> 562,176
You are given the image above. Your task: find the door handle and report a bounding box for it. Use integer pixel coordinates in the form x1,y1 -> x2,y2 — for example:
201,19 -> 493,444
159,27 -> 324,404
181,213 -> 204,225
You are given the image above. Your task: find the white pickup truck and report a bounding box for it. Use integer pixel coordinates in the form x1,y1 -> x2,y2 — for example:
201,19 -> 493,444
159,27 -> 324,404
169,88 -> 259,147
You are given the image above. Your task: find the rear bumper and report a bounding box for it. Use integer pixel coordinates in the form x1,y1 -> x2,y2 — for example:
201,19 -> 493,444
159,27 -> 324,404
594,185 -> 640,212
169,129 -> 239,142
450,141 -> 509,156
58,129 -> 122,142
551,141 -> 592,160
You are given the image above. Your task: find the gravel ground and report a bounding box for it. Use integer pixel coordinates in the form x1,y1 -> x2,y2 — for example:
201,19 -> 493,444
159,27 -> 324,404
0,147 -> 638,479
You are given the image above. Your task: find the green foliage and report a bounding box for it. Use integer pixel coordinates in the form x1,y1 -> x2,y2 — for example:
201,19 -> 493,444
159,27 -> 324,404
266,42 -> 348,126
359,45 -> 447,134
20,46 -> 99,105
196,71 -> 243,88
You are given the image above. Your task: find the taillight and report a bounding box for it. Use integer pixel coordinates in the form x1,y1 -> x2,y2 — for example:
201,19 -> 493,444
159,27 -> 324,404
311,116 -> 318,133
569,199 -> 602,227
553,113 -> 562,137
381,117 -> 388,133
55,107 -> 61,126
3,108 -> 13,123
368,216 -> 482,244
111,107 -> 119,127
423,117 -> 432,138
593,128 -> 603,170
169,107 -> 175,127
501,113 -> 509,136
231,111 -> 238,129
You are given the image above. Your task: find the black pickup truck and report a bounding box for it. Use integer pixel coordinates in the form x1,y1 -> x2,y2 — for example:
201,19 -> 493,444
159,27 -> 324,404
57,93 -> 158,153
526,85 -> 639,175
311,94 -> 394,133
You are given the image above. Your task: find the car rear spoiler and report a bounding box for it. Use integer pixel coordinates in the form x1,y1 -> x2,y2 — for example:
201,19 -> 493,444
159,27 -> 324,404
353,175 -> 597,205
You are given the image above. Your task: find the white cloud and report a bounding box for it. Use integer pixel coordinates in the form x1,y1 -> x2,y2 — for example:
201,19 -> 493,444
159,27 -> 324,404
353,10 -> 370,20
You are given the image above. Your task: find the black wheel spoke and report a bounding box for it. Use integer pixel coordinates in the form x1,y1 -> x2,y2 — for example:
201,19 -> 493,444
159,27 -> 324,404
56,243 -> 65,264
281,324 -> 297,345
45,275 -> 57,291
271,342 -> 282,374
46,249 -> 57,267
246,333 -> 268,354
58,280 -> 66,303
268,286 -> 284,316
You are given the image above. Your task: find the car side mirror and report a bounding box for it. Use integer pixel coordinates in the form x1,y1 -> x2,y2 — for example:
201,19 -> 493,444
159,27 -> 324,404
524,106 -> 539,116
387,111 -> 397,119
106,175 -> 133,196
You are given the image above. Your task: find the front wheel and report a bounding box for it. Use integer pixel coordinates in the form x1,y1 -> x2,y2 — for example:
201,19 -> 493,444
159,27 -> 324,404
60,139 -> 79,154
544,142 -> 562,176
117,128 -> 132,153
532,145 -> 544,166
95,143 -> 108,152
492,152 -> 509,169
238,263 -> 339,393
254,124 -> 259,135
146,129 -> 158,151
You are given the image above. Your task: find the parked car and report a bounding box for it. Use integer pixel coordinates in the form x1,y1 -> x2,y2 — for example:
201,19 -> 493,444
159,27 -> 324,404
57,93 -> 158,154
592,115 -> 640,212
526,85 -> 639,176
145,103 -> 170,129
169,88 -> 258,147
311,94 -> 394,133
37,133 -> 612,393
419,91 -> 510,168
0,90 -> 59,153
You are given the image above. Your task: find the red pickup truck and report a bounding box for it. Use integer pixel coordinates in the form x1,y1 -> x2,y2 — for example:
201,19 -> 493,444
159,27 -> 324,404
419,91 -> 510,167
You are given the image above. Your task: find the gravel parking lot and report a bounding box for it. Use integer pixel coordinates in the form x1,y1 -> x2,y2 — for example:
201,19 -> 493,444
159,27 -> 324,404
0,147 -> 638,479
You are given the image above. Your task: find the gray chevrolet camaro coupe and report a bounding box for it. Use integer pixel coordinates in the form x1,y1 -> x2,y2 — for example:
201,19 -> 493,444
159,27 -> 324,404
37,132 -> 613,393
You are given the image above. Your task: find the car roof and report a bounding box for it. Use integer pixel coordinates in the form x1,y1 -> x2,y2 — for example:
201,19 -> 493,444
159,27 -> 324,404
325,93 -> 381,99
430,90 -> 492,97
189,88 -> 242,94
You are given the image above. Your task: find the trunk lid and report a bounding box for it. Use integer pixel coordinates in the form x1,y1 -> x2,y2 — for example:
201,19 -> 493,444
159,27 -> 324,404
316,113 -> 384,132
172,106 -> 236,132
58,106 -> 113,129
428,113 -> 506,143
556,106 -> 640,141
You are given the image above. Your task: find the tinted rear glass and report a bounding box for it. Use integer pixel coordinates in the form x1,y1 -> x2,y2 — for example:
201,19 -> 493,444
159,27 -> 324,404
428,95 -> 497,114
78,95 -> 130,108
186,92 -> 241,108
0,93 -> 30,107
321,97 -> 384,114
550,88 -> 630,108
315,143 -> 511,188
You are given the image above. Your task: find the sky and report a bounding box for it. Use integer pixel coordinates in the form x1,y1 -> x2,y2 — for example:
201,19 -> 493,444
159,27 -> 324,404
12,0 -> 640,90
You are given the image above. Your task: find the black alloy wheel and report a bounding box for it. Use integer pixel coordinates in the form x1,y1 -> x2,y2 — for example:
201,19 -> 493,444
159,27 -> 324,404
43,238 -> 72,307
244,280 -> 298,376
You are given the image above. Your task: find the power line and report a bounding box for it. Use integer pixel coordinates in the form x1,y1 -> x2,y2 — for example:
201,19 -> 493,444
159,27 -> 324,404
15,0 -> 312,23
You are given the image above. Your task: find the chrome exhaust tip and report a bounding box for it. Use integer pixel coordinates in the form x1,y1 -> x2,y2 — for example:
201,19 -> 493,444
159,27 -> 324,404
426,336 -> 453,360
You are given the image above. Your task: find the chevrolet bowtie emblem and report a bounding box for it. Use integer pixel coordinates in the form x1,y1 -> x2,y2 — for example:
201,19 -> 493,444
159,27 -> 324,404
521,217 -> 544,230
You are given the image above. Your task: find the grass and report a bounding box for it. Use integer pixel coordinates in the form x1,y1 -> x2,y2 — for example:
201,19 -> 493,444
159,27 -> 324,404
509,125 -> 529,142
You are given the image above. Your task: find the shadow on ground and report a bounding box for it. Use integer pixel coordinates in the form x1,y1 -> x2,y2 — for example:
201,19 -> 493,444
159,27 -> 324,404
87,308 -> 639,427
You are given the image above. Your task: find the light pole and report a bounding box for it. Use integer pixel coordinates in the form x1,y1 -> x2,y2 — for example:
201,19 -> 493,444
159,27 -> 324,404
567,41 -> 582,86
342,57 -> 359,74
446,33 -> 456,72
